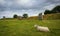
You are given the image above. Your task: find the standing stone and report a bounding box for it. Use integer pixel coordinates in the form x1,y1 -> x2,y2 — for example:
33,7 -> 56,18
18,16 -> 22,20
38,13 -> 44,20
3,16 -> 6,19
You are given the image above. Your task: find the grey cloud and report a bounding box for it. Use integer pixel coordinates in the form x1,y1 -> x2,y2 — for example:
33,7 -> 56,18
0,0 -> 60,11
0,0 -> 60,18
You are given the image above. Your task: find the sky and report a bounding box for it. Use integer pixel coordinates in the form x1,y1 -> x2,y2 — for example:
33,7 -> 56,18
0,0 -> 60,18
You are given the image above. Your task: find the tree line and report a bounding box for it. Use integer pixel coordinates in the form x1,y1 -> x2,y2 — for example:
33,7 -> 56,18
44,5 -> 60,14
13,14 -> 28,19
2,5 -> 60,20
3,13 -> 43,20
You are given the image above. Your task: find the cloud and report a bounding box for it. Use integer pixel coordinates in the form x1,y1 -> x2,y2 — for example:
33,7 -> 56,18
0,0 -> 60,18
44,4 -> 56,10
0,0 -> 60,10
0,0 -> 47,10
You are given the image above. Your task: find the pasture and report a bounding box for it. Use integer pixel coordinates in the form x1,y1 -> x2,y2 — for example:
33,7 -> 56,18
0,19 -> 60,36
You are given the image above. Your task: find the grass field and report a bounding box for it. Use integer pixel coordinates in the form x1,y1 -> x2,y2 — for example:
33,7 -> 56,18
0,19 -> 60,36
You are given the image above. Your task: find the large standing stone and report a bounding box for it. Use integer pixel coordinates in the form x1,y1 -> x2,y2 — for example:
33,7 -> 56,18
3,16 -> 6,20
38,13 -> 44,20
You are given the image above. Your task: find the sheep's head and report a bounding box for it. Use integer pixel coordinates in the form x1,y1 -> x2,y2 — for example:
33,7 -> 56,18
34,24 -> 38,27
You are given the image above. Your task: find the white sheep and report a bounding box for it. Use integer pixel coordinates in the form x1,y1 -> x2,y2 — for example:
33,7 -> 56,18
34,24 -> 50,32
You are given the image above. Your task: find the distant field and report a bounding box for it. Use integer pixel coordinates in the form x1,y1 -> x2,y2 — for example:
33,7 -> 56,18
0,19 -> 60,36
43,13 -> 60,20
28,13 -> 60,20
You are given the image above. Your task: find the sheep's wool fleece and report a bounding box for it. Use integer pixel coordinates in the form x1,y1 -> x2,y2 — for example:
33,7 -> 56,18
37,26 -> 49,32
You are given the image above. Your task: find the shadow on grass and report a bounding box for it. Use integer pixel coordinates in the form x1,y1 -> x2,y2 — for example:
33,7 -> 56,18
32,28 -> 60,36
47,29 -> 60,36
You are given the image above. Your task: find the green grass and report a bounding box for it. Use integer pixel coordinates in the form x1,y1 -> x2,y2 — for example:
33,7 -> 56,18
0,19 -> 60,36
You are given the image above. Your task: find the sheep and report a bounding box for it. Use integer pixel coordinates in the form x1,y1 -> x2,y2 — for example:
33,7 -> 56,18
34,24 -> 50,32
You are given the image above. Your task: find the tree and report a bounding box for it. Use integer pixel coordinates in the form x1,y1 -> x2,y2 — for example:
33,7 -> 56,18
44,10 -> 51,14
23,14 -> 28,18
13,14 -> 18,18
44,5 -> 60,14
52,5 -> 60,13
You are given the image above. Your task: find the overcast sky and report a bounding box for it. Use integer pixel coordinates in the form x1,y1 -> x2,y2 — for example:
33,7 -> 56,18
0,0 -> 60,18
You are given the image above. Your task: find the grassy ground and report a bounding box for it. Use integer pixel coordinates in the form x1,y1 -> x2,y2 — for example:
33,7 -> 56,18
43,13 -> 60,20
0,19 -> 60,36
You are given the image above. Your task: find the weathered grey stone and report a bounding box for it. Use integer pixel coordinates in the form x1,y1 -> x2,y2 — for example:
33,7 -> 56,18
38,13 -> 44,20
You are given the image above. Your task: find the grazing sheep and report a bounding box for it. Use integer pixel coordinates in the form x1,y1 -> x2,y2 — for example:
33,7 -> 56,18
34,24 -> 50,32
